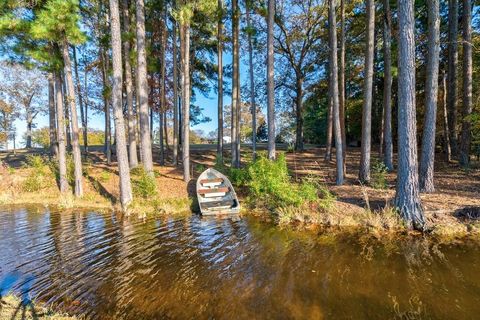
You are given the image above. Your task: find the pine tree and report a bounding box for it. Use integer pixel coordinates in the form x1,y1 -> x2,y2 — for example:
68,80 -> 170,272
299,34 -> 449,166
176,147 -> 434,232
419,0 -> 440,192
395,0 -> 425,230
359,0 -> 375,183
109,0 -> 133,211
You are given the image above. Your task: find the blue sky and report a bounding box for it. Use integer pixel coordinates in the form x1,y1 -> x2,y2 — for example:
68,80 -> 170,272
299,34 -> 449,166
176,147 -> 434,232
9,49 -> 255,147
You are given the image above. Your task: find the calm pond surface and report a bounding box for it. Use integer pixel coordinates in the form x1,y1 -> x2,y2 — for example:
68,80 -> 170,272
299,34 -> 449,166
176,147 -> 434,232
0,205 -> 479,319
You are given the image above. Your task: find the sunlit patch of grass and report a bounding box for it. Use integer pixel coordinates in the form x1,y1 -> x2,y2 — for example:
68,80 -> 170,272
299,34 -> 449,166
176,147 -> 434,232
0,294 -> 78,319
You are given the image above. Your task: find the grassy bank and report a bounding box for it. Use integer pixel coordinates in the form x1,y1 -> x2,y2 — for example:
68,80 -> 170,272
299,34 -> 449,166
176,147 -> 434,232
1,146 -> 479,240
0,295 -> 78,320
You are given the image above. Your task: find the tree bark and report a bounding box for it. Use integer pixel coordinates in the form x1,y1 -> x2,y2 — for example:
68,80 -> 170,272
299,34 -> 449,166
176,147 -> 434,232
325,91 -> 333,161
172,18 -> 179,166
48,73 -> 58,157
73,46 -> 88,157
217,0 -> 224,163
419,0 -> 440,193
382,0 -> 393,171
231,0 -> 240,167
26,109 -> 32,149
441,70 -> 451,162
122,0 -> 139,168
329,0 -> 344,185
246,3 -> 256,160
101,49 -> 112,165
181,23 -> 191,182
135,0 -> 154,175
267,0 -> 276,160
61,72 -> 72,151
159,10 -> 167,166
395,0 -> 425,230
359,0 -> 375,183
109,0 -> 133,211
62,40 -> 84,197
55,72 -> 68,193
339,0 -> 346,174
294,73 -> 304,151
447,0 -> 458,156
459,0 -> 472,166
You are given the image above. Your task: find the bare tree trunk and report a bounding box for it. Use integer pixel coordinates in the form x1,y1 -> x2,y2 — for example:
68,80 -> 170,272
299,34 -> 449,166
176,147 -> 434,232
395,0 -> 425,230
382,0 -> 393,171
329,0 -> 344,185
359,0 -> 375,183
339,0 -> 346,174
61,72 -> 72,151
159,10 -> 167,166
26,110 -> 32,149
48,73 -> 58,157
122,0 -> 138,168
231,0 -> 240,167
109,0 -> 133,211
325,92 -> 333,161
419,0 -> 440,193
73,46 -> 88,157
101,49 -> 112,165
55,72 -> 68,193
447,0 -> 458,156
135,0 -> 154,175
62,40 -> 84,197
246,4 -> 256,160
217,0 -> 224,163
267,0 -> 276,160
460,0 -> 472,166
294,73 -> 304,152
441,70 -> 451,162
172,19 -> 179,166
181,23 -> 191,182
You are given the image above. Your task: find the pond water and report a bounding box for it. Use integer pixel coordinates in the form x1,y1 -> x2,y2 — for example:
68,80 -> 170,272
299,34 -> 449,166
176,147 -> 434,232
0,206 -> 479,319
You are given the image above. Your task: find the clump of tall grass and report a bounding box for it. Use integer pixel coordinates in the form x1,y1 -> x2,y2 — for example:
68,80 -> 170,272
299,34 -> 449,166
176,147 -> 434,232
131,166 -> 157,198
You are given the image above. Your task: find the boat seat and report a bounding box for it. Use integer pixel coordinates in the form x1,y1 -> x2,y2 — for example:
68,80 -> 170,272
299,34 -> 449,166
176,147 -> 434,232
201,199 -> 235,210
200,178 -> 224,187
198,187 -> 229,198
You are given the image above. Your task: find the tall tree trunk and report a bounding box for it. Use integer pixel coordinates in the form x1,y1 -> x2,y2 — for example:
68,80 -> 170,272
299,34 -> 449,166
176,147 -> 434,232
55,72 -> 68,193
231,0 -> 240,167
62,40 -> 84,197
101,49 -> 112,165
48,73 -> 58,157
159,8 -> 167,166
382,0 -> 393,171
61,72 -> 72,151
26,110 -> 32,149
217,0 -> 224,163
419,0 -> 440,193
181,23 -> 191,182
294,74 -> 304,151
109,0 -> 133,211
339,0 -> 347,174
441,70 -> 451,162
325,91 -> 333,160
73,46 -> 88,157
395,0 -> 425,230
329,0 -> 344,185
267,0 -> 276,160
460,0 -> 472,166
447,0 -> 458,156
246,4 -> 256,160
172,18 -> 179,166
122,0 -> 138,168
135,0 -> 154,175
359,0 -> 375,183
